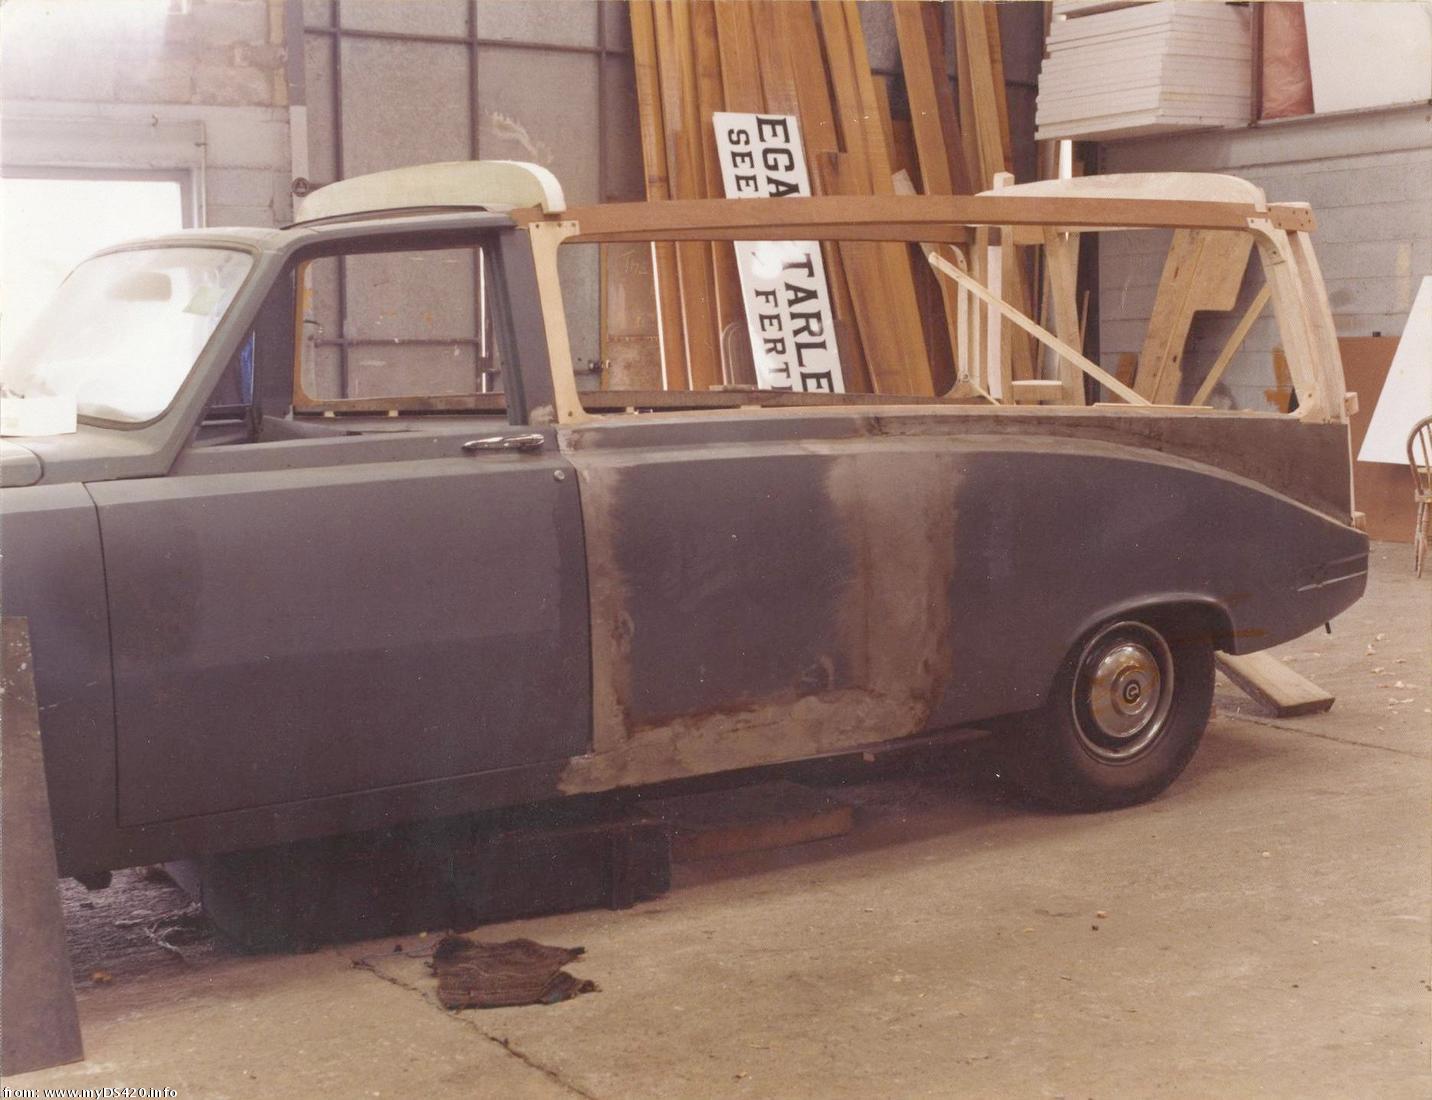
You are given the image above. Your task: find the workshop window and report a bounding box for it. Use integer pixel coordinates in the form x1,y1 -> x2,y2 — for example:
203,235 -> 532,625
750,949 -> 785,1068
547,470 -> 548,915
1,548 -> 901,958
0,169 -> 189,361
297,244 -> 506,403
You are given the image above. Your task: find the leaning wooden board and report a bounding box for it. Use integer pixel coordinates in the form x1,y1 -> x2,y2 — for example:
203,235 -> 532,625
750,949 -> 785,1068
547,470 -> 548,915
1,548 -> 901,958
629,0 -> 689,389
1216,652 -> 1335,718
818,0 -> 935,396
1338,335 -> 1417,543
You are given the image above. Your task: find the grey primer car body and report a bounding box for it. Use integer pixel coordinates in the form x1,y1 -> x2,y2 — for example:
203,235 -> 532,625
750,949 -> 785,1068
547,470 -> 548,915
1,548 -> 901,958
1,184 -> 1368,878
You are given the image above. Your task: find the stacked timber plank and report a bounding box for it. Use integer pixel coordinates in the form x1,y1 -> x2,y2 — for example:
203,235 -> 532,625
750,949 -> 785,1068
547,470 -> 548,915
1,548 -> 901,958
1036,1 -> 1253,141
625,0 -> 1020,397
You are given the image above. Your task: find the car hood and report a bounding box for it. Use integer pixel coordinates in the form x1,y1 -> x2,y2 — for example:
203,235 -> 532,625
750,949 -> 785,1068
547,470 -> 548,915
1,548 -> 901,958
0,425 -> 174,486
0,440 -> 42,487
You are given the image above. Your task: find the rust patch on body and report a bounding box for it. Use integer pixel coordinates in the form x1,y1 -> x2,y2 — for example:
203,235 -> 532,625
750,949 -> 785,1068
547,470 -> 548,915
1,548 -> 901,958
560,441 -> 958,795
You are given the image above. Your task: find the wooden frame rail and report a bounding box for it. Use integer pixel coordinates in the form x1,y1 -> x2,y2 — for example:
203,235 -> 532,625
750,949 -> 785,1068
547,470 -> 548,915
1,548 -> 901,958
514,194 -> 1315,244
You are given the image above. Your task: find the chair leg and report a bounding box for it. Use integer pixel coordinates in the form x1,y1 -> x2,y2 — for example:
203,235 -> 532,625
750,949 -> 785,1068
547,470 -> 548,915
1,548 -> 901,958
1416,500 -> 1428,578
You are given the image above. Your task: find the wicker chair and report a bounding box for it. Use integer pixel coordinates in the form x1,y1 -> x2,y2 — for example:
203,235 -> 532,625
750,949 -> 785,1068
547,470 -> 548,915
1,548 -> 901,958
1409,414 -> 1432,577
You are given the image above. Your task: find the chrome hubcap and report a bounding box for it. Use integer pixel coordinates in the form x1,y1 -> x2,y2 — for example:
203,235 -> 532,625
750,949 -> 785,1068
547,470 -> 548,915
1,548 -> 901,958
1091,644 -> 1161,737
1072,624 -> 1174,763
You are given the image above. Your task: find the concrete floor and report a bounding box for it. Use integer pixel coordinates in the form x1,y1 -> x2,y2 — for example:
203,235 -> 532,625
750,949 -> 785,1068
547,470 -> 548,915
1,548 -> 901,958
10,543 -> 1429,1098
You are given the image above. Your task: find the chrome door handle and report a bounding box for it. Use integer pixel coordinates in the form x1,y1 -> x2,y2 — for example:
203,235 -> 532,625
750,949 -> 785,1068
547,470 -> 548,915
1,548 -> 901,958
462,433 -> 546,454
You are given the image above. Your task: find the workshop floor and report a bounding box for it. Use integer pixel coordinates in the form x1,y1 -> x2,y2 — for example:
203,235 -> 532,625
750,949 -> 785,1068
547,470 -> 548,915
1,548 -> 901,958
11,543 -> 1429,1099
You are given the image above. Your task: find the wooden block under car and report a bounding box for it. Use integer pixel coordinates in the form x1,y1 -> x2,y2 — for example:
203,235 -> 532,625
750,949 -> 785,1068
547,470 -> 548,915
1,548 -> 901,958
638,780 -> 855,862
1216,651 -> 1335,718
169,806 -> 670,952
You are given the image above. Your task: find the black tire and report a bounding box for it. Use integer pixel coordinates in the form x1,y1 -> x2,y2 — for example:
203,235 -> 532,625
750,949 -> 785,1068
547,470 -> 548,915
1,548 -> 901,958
1001,615 -> 1215,811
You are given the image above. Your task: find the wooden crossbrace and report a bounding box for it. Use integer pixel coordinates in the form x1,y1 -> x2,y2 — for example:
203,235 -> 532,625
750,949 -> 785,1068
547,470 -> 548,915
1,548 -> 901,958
928,251 -> 1151,406
1191,284 -> 1273,407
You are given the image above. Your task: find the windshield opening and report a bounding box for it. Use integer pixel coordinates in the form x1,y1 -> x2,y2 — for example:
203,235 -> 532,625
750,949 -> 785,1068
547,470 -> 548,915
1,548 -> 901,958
1,246 -> 254,428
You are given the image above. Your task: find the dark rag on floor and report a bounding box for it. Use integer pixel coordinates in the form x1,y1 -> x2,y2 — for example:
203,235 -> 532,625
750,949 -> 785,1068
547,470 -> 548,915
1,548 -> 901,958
430,934 -> 598,1009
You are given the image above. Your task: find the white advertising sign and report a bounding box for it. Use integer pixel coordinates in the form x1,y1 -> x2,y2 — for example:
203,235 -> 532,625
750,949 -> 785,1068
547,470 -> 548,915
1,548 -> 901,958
712,112 -> 845,393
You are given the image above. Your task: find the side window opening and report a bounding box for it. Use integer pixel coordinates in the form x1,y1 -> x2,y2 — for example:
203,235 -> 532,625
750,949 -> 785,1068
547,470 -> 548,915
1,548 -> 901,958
294,241 -> 508,415
575,224 -> 1303,418
1098,227 -> 1281,412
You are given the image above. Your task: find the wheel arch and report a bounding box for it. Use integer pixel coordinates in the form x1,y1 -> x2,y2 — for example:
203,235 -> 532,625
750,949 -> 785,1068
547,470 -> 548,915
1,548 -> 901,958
1066,594 -> 1236,662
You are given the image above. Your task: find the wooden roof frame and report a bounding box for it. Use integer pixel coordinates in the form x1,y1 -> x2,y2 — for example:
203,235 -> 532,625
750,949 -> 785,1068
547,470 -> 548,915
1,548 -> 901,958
515,191 -> 1345,433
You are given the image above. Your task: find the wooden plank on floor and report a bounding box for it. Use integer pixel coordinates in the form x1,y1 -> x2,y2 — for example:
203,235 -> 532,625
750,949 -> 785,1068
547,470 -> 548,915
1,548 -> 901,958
629,0 -> 688,389
1217,652 -> 1336,718
637,780 -> 854,862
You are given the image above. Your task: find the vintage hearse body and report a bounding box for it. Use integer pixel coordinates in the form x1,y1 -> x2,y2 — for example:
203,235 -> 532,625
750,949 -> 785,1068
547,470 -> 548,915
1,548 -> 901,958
0,162 -> 1367,879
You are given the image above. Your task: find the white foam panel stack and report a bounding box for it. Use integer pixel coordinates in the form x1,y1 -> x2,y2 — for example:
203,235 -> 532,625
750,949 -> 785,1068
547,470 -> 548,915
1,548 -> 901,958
1036,1 -> 1252,142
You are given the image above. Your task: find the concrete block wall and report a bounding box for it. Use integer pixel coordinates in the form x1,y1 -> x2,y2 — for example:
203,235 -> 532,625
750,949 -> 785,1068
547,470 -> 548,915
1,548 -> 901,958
1097,104 -> 1432,410
0,0 -> 294,226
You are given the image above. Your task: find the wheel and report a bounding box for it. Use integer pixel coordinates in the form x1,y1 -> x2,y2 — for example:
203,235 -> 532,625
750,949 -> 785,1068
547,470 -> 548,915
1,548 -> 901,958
1001,616 -> 1215,811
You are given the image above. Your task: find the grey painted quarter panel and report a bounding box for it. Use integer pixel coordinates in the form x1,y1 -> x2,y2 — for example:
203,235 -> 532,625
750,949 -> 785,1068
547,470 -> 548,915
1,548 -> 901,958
87,441 -> 590,826
0,484 -> 116,866
932,439 -> 1367,724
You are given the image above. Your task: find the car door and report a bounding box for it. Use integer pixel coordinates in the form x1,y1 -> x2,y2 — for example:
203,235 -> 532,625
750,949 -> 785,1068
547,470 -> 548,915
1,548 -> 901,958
91,432 -> 589,827
92,237 -> 591,827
